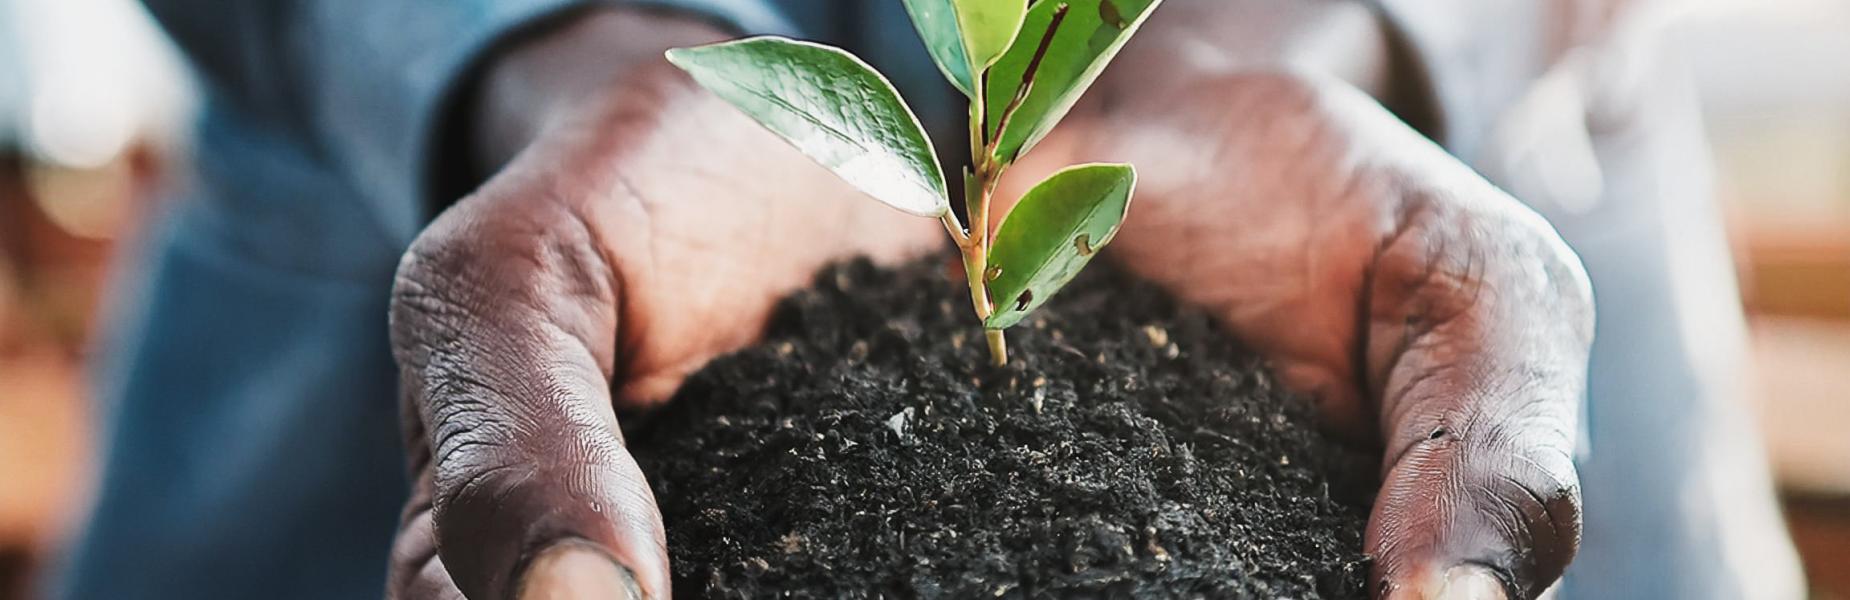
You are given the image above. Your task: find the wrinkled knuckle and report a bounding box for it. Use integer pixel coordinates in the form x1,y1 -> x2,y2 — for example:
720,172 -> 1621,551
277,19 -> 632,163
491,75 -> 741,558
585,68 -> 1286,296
391,206 -> 493,350
1521,215 -> 1595,343
1372,193 -> 1486,327
428,418 -> 629,537
1482,198 -> 1595,344
426,397 -> 509,468
427,422 -> 540,524
389,195 -> 620,362
432,449 -> 518,519
1378,184 -> 1596,350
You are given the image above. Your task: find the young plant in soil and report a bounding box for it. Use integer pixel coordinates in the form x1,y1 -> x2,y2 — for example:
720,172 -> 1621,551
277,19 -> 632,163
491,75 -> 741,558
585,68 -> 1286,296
668,0 -> 1163,365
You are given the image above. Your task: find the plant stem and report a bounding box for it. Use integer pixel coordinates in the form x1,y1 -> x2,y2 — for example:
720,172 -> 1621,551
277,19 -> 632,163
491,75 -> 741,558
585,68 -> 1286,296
960,165 -> 1007,365
957,2 -> 1072,367
959,73 -> 1006,365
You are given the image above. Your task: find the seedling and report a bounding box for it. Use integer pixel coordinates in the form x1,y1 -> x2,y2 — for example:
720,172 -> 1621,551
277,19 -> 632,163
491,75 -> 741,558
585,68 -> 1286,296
667,0 -> 1161,365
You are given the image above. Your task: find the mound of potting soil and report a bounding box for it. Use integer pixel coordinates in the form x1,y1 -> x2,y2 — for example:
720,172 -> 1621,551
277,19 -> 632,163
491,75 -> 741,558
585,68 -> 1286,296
627,257 -> 1377,598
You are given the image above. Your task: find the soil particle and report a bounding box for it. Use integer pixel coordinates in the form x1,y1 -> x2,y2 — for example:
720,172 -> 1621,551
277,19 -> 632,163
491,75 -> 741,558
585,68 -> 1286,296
629,257 -> 1378,598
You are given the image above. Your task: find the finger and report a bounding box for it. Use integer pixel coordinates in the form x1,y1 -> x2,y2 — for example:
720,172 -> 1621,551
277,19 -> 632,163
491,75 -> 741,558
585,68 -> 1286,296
396,476 -> 642,600
389,194 -> 665,599
1361,188 -> 1594,599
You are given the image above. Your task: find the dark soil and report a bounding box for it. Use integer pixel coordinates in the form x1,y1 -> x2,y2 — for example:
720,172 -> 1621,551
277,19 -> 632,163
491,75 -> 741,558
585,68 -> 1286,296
628,257 -> 1378,598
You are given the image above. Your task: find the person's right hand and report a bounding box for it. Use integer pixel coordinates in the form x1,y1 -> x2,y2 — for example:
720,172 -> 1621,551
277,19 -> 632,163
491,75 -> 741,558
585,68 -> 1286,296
1003,70 -> 1595,599
383,11 -> 938,599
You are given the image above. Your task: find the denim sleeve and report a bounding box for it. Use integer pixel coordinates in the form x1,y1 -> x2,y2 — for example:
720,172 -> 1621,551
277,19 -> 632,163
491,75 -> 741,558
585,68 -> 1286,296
140,0 -> 804,244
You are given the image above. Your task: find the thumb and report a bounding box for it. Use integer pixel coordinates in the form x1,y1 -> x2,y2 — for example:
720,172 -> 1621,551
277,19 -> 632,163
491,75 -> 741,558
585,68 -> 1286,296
1360,192 -> 1594,599
1365,374 -> 1581,599
518,543 -> 646,600
389,194 -> 667,599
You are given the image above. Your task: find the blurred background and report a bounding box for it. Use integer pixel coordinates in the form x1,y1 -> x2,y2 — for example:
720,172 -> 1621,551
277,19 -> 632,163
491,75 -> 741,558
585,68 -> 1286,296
0,0 -> 1845,597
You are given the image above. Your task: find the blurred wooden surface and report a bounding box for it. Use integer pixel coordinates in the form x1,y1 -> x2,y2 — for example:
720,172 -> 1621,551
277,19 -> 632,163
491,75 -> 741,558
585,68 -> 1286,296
0,353 -> 88,547
1750,317 -> 1850,495
0,152 -> 111,599
1736,218 -> 1850,498
1786,495 -> 1850,599
1738,225 -> 1850,321
0,351 -> 89,600
1735,219 -> 1850,594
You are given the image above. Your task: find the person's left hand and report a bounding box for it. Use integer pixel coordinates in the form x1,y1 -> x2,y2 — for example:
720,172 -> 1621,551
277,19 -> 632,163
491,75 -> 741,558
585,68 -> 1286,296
383,11 -> 941,599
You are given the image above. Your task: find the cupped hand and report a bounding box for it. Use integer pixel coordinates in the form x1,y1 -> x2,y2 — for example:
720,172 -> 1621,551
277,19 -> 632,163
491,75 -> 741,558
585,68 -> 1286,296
384,12 -> 938,599
1001,72 -> 1595,599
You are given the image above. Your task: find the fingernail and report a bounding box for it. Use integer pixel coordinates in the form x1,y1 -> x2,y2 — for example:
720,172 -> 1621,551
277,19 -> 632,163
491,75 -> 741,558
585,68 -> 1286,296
1434,565 -> 1508,600
518,543 -> 643,600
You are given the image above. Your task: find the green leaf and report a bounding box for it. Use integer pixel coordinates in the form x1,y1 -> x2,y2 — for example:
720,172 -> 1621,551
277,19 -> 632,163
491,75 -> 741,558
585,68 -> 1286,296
983,163 -> 1135,329
984,0 -> 1163,164
666,37 -> 949,217
903,0 -> 1030,96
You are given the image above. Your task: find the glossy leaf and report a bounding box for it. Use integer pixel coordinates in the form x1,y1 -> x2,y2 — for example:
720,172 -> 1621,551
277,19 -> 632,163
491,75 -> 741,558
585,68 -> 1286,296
984,0 -> 1163,164
984,163 -> 1135,329
903,0 -> 1030,96
667,37 -> 949,217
